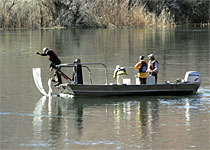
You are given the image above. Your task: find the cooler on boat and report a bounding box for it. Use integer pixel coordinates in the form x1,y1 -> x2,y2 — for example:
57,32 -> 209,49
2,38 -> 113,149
135,75 -> 155,85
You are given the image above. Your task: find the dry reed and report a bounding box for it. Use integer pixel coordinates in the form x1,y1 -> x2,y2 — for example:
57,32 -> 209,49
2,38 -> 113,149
0,0 -> 54,29
0,0 -> 175,29
86,0 -> 175,27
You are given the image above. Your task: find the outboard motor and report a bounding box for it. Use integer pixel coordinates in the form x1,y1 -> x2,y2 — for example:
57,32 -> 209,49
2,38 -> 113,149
73,59 -> 83,84
184,71 -> 200,85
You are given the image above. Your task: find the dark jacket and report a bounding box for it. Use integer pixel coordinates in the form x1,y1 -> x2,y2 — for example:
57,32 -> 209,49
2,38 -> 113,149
40,49 -> 61,65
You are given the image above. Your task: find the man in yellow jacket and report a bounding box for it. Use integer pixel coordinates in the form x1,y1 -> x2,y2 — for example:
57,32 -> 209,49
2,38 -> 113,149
134,56 -> 147,84
113,65 -> 127,85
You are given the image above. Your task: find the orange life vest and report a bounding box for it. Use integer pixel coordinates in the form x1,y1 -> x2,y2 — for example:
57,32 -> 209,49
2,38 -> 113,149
148,60 -> 159,73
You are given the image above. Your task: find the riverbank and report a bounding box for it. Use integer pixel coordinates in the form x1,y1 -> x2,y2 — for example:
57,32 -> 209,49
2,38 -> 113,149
0,0 -> 209,29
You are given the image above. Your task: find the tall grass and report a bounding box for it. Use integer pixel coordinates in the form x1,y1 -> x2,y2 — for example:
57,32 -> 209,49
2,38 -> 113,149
80,0 -> 175,27
0,0 -> 54,29
0,0 -> 175,29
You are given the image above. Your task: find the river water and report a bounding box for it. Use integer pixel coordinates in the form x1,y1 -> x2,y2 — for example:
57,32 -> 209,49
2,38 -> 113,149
0,27 -> 210,149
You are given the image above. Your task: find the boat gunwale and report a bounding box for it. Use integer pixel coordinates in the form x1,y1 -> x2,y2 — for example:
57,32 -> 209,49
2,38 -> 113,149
58,82 -> 199,96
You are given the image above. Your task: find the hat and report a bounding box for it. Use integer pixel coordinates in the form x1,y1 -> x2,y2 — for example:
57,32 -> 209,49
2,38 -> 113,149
116,65 -> 120,69
148,54 -> 155,59
139,56 -> 145,60
43,47 -> 49,53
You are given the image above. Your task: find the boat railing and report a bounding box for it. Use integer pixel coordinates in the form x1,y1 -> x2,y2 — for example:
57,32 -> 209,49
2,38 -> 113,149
57,62 -> 108,85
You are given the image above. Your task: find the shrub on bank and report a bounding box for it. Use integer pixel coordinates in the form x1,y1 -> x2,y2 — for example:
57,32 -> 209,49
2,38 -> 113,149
0,0 -> 209,29
0,0 -> 55,29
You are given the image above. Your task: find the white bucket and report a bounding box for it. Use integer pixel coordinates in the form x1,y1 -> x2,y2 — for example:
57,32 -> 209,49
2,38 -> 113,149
146,75 -> 155,84
136,78 -> 140,85
123,78 -> 131,85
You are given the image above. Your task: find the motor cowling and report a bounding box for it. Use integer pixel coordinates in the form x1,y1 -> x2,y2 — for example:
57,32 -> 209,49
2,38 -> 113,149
184,71 -> 200,85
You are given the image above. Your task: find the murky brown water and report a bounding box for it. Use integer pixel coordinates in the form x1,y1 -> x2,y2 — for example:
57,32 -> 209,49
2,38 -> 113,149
0,27 -> 210,149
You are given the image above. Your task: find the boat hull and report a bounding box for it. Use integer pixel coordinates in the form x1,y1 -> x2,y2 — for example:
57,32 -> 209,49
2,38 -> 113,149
58,83 -> 199,96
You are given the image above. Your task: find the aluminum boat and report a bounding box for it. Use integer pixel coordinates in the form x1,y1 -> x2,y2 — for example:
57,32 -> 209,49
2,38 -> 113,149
55,59 -> 200,96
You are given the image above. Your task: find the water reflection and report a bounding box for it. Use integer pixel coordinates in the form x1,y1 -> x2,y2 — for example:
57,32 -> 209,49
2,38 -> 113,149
136,99 -> 159,144
33,96 -> 47,138
157,95 -> 202,131
185,99 -> 191,126
29,90 -> 210,149
32,96 -> 160,145
32,96 -> 64,148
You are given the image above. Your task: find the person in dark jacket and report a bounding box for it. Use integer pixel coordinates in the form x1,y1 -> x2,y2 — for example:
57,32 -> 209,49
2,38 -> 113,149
147,54 -> 159,84
36,47 -> 62,86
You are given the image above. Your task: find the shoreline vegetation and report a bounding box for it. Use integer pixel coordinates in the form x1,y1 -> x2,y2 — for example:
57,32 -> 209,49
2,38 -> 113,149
0,0 -> 210,29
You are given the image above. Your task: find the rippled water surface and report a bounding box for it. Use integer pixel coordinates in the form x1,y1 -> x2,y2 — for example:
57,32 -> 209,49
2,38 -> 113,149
0,27 -> 210,149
